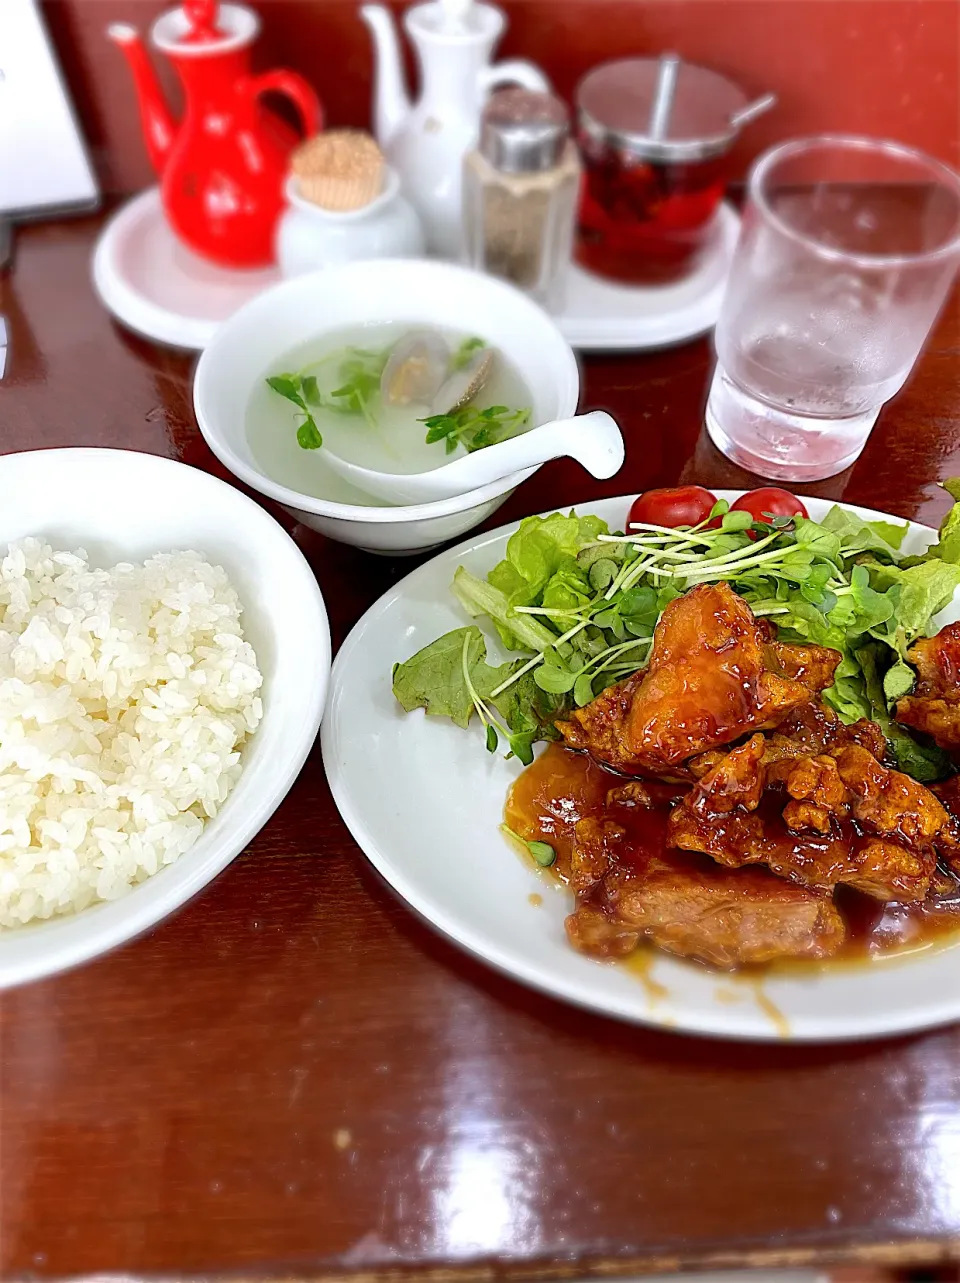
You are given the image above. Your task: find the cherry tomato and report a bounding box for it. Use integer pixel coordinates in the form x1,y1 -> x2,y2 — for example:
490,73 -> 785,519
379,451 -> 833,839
729,488 -> 808,527
627,486 -> 718,530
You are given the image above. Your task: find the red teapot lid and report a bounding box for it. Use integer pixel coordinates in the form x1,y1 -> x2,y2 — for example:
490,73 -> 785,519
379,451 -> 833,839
179,0 -> 224,42
152,1 -> 259,54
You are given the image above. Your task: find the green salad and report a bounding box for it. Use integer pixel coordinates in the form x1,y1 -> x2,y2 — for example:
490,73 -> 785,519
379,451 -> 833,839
392,483 -> 960,782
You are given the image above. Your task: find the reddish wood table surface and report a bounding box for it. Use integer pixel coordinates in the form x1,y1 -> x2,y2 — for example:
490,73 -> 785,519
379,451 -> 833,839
3,214 -> 960,1279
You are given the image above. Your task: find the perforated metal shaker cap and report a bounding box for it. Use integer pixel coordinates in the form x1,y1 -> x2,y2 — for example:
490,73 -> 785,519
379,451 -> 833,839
479,88 -> 571,173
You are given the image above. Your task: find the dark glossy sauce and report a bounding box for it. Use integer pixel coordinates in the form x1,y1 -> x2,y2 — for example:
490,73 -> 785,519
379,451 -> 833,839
506,743 -> 960,968
505,743 -> 679,880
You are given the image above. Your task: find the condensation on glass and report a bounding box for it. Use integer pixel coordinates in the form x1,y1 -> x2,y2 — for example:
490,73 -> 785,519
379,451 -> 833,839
706,135 -> 960,481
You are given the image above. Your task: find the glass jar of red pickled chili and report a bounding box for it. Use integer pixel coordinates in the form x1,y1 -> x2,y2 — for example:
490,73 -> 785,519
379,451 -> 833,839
576,57 -> 770,285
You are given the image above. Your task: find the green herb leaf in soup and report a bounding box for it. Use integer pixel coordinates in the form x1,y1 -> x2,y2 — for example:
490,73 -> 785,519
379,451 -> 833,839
258,324 -> 533,481
265,374 -> 322,449
265,374 -> 307,407
451,336 -> 487,371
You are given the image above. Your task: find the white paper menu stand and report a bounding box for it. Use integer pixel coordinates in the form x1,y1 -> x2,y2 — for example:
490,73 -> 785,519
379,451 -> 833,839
0,0 -> 98,378
0,0 -> 99,235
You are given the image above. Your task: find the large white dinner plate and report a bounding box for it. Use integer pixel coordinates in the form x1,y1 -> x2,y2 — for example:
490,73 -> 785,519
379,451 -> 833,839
321,493 -> 960,1041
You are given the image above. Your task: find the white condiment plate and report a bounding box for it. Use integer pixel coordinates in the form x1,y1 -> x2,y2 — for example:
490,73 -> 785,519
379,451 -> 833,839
321,491 -> 960,1042
555,203 -> 741,351
92,189 -> 738,354
91,187 -> 280,351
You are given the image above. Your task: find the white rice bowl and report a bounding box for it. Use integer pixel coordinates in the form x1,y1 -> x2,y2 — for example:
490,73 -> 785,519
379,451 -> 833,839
0,449 -> 330,988
0,539 -> 263,927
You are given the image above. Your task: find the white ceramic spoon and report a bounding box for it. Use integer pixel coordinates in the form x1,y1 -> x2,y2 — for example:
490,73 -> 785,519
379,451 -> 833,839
320,410 -> 625,504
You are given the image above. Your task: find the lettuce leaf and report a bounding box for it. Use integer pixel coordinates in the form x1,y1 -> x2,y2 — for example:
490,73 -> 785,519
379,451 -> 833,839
487,512 -> 609,608
856,643 -> 951,781
458,513 -> 608,649
452,567 -> 559,654
490,669 -> 566,757
821,652 -> 874,723
391,625 -> 570,760
392,627 -> 514,727
906,477 -> 960,566
820,505 -> 908,558
393,498 -> 960,776
540,559 -> 594,624
823,643 -> 943,780
888,560 -> 960,634
861,558 -> 960,649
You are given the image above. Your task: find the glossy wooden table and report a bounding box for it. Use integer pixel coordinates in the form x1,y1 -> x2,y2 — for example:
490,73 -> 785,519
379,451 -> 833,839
3,213 -> 960,1279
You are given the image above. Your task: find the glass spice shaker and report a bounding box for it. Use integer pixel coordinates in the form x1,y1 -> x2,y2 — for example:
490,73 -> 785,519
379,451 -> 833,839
463,88 -> 581,312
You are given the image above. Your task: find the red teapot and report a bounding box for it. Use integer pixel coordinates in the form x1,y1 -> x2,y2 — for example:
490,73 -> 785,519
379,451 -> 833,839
108,0 -> 323,269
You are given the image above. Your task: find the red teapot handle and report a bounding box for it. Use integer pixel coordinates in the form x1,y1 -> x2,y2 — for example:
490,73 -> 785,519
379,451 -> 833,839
245,70 -> 323,137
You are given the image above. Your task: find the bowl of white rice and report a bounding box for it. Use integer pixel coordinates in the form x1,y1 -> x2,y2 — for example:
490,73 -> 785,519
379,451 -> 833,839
0,448 -> 330,988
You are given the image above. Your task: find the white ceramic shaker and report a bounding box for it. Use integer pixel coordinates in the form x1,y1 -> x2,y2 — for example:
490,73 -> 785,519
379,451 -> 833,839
276,130 -> 424,277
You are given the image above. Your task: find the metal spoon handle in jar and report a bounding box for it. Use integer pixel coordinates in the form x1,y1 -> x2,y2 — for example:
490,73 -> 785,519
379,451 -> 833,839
729,92 -> 777,131
647,53 -> 681,141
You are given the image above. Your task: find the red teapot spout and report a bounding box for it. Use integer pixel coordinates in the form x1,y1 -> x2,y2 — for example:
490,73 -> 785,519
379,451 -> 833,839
107,23 -> 178,175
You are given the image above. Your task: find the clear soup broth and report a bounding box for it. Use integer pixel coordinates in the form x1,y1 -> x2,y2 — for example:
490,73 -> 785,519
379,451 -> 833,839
247,323 -> 534,500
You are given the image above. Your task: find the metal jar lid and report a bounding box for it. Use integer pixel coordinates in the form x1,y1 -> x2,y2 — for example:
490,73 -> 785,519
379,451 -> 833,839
479,88 -> 570,173
578,56 -> 770,162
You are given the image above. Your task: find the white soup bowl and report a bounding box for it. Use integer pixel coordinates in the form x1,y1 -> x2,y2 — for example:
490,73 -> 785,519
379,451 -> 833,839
193,259 -> 581,554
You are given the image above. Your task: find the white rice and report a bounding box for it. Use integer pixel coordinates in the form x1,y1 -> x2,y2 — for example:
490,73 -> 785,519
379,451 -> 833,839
0,538 -> 263,928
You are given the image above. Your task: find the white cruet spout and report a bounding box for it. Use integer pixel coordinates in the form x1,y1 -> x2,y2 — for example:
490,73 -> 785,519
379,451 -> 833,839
360,5 -> 412,147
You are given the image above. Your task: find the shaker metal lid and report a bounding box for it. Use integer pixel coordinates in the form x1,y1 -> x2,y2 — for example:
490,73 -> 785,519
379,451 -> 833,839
480,88 -> 570,173
577,56 -> 751,161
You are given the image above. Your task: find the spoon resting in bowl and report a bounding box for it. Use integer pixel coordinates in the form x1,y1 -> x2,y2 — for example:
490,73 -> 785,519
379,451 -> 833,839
319,409 -> 625,504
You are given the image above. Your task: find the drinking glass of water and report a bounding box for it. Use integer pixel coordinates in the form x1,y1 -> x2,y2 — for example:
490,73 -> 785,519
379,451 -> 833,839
705,135 -> 960,481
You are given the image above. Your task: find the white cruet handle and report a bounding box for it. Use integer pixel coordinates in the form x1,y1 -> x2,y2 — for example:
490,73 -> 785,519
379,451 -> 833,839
477,60 -> 550,96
